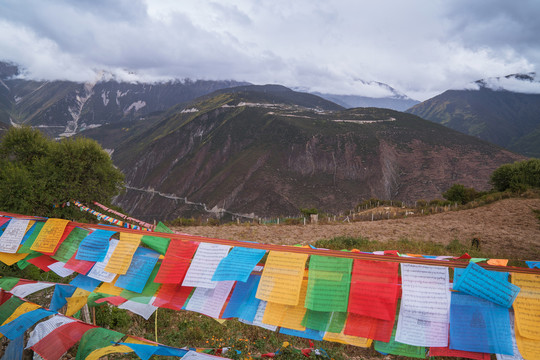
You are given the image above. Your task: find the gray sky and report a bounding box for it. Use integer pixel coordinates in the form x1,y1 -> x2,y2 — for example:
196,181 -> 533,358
1,0 -> 539,100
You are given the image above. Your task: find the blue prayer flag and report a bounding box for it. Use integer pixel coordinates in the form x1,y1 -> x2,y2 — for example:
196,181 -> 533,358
449,292 -> 513,355
453,267 -> 508,284
70,274 -> 102,292
454,263 -> 520,308
115,247 -> 160,293
0,308 -> 53,340
76,230 -> 116,262
279,327 -> 324,341
50,284 -> 77,312
1,334 -> 24,360
212,247 -> 266,282
222,275 -> 261,322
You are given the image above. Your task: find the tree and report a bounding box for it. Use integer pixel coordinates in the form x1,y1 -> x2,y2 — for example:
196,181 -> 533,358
0,126 -> 124,220
300,207 -> 318,218
442,183 -> 478,204
490,159 -> 540,192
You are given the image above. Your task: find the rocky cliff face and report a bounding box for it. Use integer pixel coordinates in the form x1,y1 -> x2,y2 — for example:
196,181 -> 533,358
103,89 -> 524,221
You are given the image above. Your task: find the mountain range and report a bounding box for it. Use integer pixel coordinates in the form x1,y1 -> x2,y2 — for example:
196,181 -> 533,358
0,61 -> 534,219
0,61 -> 419,140
0,61 -> 249,138
407,73 -> 540,157
82,85 -> 523,220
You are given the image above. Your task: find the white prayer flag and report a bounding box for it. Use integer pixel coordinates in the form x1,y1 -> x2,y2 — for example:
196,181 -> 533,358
182,243 -> 231,289
395,263 -> 451,347
0,219 -> 30,253
10,282 -> 55,299
185,281 -> 235,319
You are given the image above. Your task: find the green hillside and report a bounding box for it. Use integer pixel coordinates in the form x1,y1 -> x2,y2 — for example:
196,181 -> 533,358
407,87 -> 540,157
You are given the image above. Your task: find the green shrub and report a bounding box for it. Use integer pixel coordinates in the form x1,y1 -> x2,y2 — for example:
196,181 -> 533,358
443,183 -> 479,204
491,158 -> 540,192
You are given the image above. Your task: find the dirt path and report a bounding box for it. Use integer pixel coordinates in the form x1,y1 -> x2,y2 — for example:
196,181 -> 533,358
173,198 -> 540,259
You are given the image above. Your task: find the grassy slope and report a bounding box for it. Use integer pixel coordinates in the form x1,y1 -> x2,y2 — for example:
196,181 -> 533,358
407,88 -> 540,157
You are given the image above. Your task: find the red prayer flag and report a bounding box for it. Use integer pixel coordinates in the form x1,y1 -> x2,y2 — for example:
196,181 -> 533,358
26,255 -> 57,272
64,252 -> 95,275
343,313 -> 395,343
94,296 -> 128,306
154,240 -> 199,284
152,284 -> 193,310
347,260 -> 399,321
31,321 -> 95,359
0,290 -> 13,306
429,346 -> 491,360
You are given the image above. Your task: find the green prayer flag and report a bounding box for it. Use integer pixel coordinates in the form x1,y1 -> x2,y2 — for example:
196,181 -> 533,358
155,222 -> 173,234
87,293 -> 107,307
0,297 -> 25,324
17,222 -> 45,253
327,311 -> 348,333
305,255 -> 352,312
374,326 -> 426,358
16,251 -> 42,270
0,277 -> 20,291
120,263 -> 161,304
52,227 -> 90,263
141,222 -> 172,255
301,310 -> 347,332
75,327 -> 125,360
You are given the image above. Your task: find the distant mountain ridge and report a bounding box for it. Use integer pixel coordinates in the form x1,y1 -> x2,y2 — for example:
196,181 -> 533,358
314,92 -> 419,111
407,74 -> 540,157
1,61 -> 422,137
81,85 -> 524,221
0,61 -> 250,138
295,80 -> 420,111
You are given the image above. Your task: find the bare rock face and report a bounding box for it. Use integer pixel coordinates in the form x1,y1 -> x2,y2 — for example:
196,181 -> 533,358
107,88 -> 524,221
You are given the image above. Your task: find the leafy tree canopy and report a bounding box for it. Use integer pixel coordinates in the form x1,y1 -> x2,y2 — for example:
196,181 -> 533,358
442,183 -> 479,205
0,126 -> 124,220
490,158 -> 540,192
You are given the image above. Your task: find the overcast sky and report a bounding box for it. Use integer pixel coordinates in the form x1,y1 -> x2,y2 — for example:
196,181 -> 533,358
1,0 -> 539,100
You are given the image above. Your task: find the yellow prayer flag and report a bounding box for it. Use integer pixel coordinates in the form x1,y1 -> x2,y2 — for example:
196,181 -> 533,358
323,330 -> 372,348
255,251 -> 308,306
0,302 -> 42,340
30,218 -> 70,253
512,273 -> 540,340
263,279 -> 309,330
103,232 -> 142,275
124,335 -> 157,345
65,288 -> 91,317
85,345 -> 134,360
515,327 -> 540,359
1,302 -> 41,325
95,275 -> 124,296
0,252 -> 28,266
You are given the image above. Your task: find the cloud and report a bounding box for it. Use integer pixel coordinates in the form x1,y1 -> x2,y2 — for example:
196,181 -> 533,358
463,73 -> 540,94
0,0 -> 539,100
